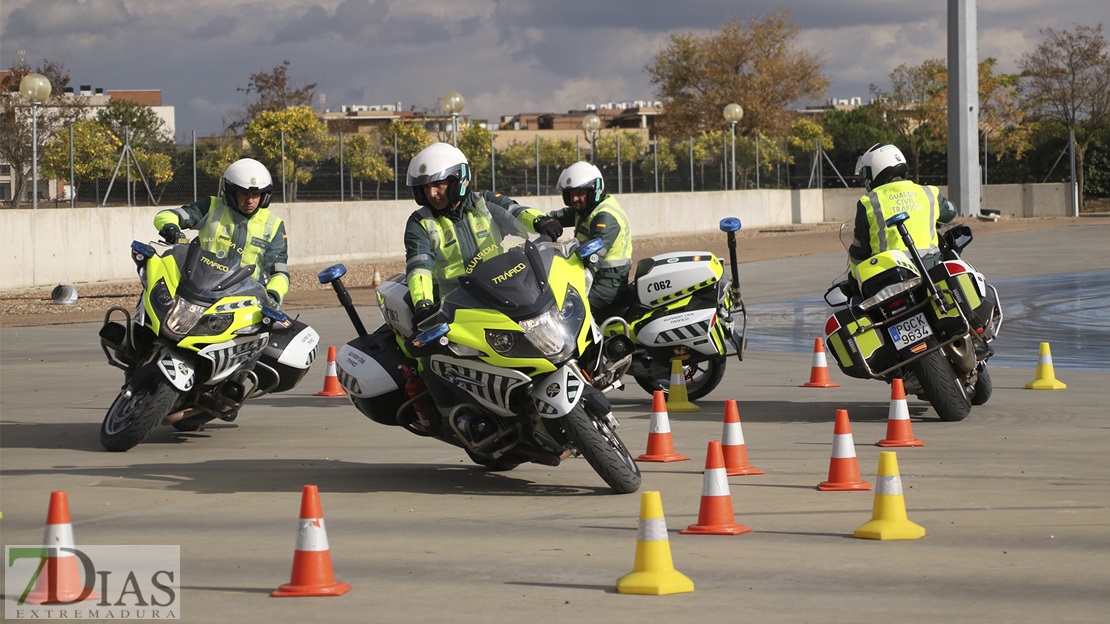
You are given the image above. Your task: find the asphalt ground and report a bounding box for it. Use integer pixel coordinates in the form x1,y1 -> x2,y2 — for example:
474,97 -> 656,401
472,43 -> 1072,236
1,223 -> 1108,623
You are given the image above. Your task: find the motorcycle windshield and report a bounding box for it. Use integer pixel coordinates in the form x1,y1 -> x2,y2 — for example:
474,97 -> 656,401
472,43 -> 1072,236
438,233 -> 575,321
172,240 -> 269,304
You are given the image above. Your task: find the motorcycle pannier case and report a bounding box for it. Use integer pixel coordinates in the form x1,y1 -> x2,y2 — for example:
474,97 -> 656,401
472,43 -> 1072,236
927,261 -> 988,337
336,324 -> 413,426
256,318 -> 321,393
824,309 -> 898,379
634,252 -> 722,308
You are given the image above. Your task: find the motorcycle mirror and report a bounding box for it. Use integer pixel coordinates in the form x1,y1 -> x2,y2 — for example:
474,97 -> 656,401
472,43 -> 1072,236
824,283 -> 850,308
719,217 -> 742,232
577,238 -> 604,259
318,264 -> 348,284
261,306 -> 293,329
412,322 -> 449,348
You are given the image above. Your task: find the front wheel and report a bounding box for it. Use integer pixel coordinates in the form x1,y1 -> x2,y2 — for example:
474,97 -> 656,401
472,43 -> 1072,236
100,379 -> 178,451
634,357 -> 727,402
909,351 -> 971,422
970,364 -> 993,406
564,405 -> 641,494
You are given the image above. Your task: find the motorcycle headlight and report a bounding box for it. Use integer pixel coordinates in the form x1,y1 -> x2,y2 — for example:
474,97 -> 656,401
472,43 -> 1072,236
150,280 -> 174,317
485,287 -> 585,362
201,313 -> 235,335
164,298 -> 207,337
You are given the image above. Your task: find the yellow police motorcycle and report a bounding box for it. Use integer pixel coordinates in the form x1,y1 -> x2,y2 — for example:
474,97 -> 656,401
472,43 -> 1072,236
584,217 -> 747,401
98,238 -> 319,451
822,213 -> 1002,421
318,233 -> 641,494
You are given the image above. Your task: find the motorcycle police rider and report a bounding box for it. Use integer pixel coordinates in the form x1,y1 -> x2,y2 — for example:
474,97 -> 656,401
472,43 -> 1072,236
403,142 -> 564,328
546,161 -> 632,312
849,143 -> 957,272
153,158 -> 290,305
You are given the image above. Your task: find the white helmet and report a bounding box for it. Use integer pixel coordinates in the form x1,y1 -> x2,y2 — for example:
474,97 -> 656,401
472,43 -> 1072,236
407,142 -> 470,208
557,161 -> 604,210
222,158 -> 273,210
855,143 -> 908,190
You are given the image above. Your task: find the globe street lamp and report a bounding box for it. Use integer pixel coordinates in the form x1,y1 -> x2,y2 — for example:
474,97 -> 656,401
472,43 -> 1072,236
20,73 -> 52,209
582,112 -> 601,163
722,103 -> 743,191
440,91 -> 465,147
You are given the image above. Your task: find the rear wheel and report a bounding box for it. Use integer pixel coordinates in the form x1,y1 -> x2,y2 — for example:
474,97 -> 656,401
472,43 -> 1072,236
101,379 -> 178,451
634,357 -> 727,402
909,351 -> 971,422
564,404 -> 641,494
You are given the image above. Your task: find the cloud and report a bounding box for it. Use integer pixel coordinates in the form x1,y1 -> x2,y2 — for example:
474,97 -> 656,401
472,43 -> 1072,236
3,0 -> 134,39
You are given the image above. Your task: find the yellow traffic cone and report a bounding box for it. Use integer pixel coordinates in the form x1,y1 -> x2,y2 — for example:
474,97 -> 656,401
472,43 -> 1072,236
616,491 -> 695,595
853,452 -> 925,541
1025,342 -> 1066,390
665,358 -> 699,412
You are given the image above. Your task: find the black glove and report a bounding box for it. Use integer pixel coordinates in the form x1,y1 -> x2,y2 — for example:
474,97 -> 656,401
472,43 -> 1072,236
159,223 -> 184,244
266,290 -> 282,306
412,302 -> 439,328
534,216 -> 563,241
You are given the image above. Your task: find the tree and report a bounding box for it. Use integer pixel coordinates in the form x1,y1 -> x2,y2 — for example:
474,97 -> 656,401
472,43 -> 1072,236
870,58 -> 948,182
496,141 -> 536,193
229,60 -> 317,133
596,131 -> 645,193
387,119 -> 432,178
641,137 -> 679,191
538,138 -> 577,190
197,139 -> 246,181
96,99 -> 172,151
342,132 -> 393,199
0,56 -> 87,208
458,122 -> 492,188
39,120 -> 120,196
979,58 -> 1033,164
244,105 -> 333,201
1020,23 -> 1110,208
646,12 -> 828,141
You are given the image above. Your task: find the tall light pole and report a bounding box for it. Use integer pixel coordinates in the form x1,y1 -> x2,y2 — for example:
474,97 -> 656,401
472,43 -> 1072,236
20,73 -> 52,209
440,91 -> 465,147
723,103 -> 743,191
582,112 -> 601,163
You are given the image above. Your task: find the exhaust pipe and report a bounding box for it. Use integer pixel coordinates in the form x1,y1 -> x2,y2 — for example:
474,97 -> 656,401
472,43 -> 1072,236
945,334 -> 977,373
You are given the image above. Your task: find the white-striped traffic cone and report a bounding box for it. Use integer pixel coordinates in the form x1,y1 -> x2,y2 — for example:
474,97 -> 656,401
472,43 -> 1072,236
1025,342 -> 1067,390
272,485 -> 352,597
681,440 -> 752,535
817,409 -> 871,491
721,399 -> 764,476
26,491 -> 99,604
854,451 -> 926,540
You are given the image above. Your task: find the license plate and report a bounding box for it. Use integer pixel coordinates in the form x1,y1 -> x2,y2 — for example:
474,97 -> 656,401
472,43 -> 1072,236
888,313 -> 933,350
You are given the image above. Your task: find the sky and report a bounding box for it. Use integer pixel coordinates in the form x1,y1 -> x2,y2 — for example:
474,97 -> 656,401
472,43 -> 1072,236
1,0 -> 1104,143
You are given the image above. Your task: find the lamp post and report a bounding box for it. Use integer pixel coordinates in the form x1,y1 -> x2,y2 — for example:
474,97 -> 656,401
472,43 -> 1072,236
20,73 -> 52,209
722,103 -> 743,191
582,112 -> 601,163
440,91 -> 465,147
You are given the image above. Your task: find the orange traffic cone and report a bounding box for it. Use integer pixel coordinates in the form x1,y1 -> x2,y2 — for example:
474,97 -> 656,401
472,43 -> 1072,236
635,390 -> 690,462
1025,342 -> 1067,390
854,451 -> 926,540
721,400 -> 764,476
665,358 -> 700,412
616,491 -> 695,595
681,441 -> 753,535
817,409 -> 871,491
314,346 -> 346,397
26,491 -> 99,605
801,338 -> 840,388
877,379 -> 924,447
272,485 -> 352,597
371,265 -> 382,288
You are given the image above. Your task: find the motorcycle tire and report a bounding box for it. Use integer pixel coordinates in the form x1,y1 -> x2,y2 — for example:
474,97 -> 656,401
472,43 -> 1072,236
633,357 -> 726,402
100,379 -> 178,451
563,404 -> 641,494
970,364 -> 993,406
910,351 -> 972,422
